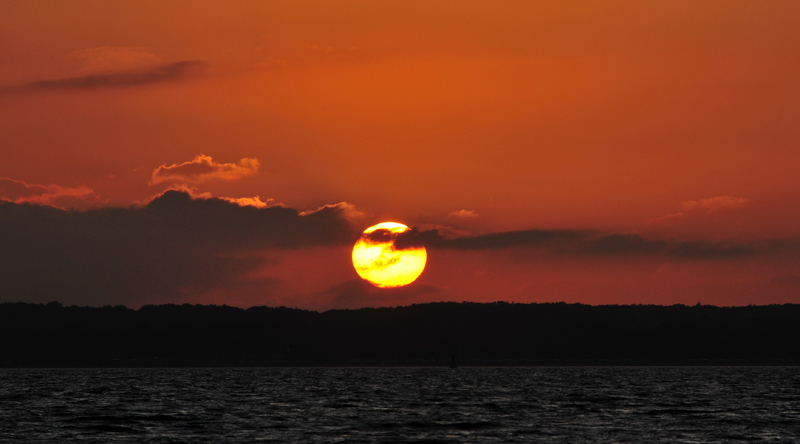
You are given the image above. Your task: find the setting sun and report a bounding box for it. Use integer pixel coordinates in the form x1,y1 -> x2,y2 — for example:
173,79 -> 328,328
352,222 -> 427,288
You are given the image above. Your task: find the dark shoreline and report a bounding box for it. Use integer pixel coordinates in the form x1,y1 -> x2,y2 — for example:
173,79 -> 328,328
3,301 -> 799,367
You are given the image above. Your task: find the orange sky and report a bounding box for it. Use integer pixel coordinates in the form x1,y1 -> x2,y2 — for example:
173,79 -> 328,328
1,1 -> 799,309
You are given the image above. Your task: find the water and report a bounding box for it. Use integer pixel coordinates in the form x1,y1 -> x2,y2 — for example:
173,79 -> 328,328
0,367 -> 798,443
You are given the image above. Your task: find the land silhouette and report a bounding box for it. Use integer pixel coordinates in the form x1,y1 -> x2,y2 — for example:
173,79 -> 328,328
1,301 -> 798,367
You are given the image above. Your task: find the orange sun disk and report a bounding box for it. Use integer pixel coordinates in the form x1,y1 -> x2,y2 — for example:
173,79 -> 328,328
351,222 -> 427,288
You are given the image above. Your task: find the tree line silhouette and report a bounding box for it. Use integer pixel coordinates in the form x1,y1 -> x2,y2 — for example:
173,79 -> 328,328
1,301 -> 798,366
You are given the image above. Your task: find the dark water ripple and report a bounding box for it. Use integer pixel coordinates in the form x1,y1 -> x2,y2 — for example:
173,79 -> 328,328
0,367 -> 798,443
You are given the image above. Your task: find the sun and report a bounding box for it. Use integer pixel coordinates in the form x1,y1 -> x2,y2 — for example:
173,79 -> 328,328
352,222 -> 427,288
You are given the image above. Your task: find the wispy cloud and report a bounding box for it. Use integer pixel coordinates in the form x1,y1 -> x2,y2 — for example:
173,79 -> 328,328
151,155 -> 259,185
300,202 -> 365,224
648,212 -> 686,224
0,177 -> 99,209
145,184 -> 274,209
681,196 -> 751,214
3,60 -> 205,93
220,196 -> 274,209
448,209 -> 479,219
649,195 -> 752,224
69,46 -> 162,74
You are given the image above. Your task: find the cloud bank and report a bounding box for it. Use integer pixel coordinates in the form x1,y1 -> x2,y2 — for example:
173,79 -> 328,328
0,190 -> 357,306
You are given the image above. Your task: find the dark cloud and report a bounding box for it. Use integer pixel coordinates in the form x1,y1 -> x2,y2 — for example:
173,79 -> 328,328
666,241 -> 757,259
434,229 -> 589,250
394,228 -> 589,251
405,228 -> 794,260
359,227 -> 428,250
393,228 -> 433,250
4,61 -> 205,92
141,190 -> 357,249
363,229 -> 395,244
365,224 -> 793,260
0,190 -> 357,306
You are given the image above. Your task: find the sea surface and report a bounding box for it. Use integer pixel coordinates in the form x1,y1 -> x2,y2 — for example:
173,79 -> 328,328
0,367 -> 798,443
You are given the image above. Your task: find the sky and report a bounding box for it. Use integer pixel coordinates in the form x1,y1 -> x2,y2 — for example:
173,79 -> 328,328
1,1 -> 799,310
